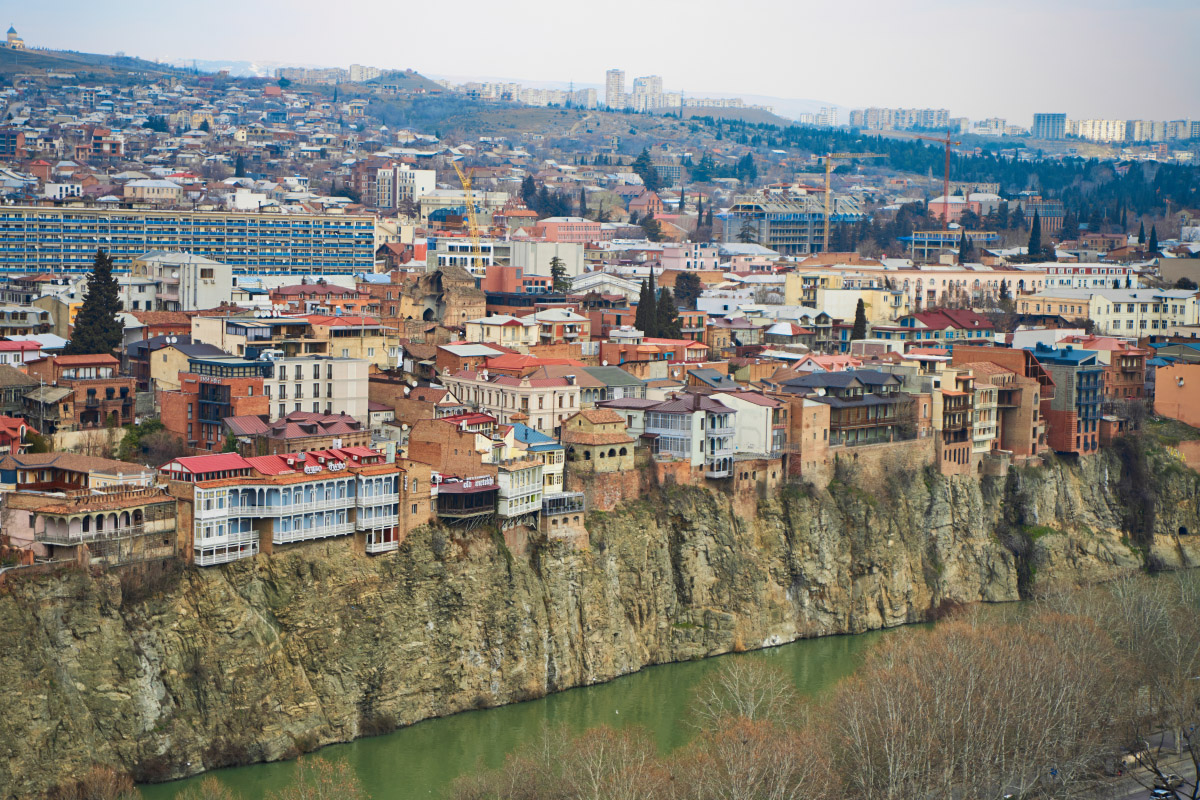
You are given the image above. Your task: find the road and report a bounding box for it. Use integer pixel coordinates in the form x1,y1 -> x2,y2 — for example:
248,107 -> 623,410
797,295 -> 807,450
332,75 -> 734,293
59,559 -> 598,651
1099,758 -> 1196,799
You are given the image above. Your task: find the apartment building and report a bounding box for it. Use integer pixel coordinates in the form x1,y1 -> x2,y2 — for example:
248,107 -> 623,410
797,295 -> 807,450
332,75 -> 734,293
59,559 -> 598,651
1042,263 -> 1137,291
191,315 -> 330,359
464,315 -> 540,349
162,447 -> 432,564
1059,335 -> 1149,400
777,370 -> 910,448
440,368 -> 582,433
157,356 -> 271,452
643,393 -> 736,478
129,250 -> 234,311
25,354 -> 135,432
375,163 -> 436,209
0,206 -> 375,273
951,345 -> 1053,459
1028,343 -> 1103,454
722,195 -> 865,255
260,355 -> 370,422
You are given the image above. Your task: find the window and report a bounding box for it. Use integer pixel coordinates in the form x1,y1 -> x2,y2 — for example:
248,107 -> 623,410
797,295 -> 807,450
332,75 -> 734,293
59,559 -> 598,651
200,268 -> 214,279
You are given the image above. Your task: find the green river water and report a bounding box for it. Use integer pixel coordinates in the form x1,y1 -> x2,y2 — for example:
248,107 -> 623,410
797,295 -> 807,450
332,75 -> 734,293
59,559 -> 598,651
141,630 -> 889,800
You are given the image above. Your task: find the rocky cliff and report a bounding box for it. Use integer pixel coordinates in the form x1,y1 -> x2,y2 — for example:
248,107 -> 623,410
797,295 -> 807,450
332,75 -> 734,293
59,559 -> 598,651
1,450 -> 1198,797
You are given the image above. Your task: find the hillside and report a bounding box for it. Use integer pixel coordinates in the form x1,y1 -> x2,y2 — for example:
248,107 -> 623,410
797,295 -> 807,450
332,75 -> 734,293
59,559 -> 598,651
0,47 -> 189,78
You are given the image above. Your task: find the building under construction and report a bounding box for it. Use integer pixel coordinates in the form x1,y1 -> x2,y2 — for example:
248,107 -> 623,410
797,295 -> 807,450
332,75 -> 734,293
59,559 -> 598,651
719,194 -> 865,255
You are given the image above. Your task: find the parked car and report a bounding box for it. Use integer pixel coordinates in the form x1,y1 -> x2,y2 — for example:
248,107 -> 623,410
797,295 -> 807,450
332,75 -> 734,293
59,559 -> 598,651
1149,788 -> 1174,799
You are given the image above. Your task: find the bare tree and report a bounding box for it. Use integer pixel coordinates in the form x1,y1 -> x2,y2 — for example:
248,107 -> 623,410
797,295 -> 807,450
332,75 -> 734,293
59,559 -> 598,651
689,660 -> 799,730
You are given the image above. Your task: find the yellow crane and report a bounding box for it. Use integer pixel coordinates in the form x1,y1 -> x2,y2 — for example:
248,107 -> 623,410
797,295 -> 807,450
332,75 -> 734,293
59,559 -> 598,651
452,161 -> 484,272
821,152 -> 884,252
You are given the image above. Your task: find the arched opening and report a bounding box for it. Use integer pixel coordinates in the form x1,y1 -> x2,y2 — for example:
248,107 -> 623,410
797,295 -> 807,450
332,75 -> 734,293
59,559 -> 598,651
422,308 -> 436,321
618,447 -> 627,456
583,450 -> 591,460
607,448 -> 616,458
1181,526 -> 1190,536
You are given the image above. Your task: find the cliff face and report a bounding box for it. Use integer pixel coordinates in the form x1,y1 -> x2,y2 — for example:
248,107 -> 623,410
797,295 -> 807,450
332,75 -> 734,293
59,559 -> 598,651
1,452 -> 1198,797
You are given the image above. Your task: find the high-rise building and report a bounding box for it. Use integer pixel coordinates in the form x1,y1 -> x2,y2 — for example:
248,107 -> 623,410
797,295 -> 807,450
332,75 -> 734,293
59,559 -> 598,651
1032,113 -> 1067,140
631,75 -> 664,111
605,69 -> 625,109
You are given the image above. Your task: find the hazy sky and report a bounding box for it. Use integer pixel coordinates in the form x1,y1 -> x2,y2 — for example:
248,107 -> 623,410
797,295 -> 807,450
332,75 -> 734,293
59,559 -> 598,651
10,0 -> 1199,123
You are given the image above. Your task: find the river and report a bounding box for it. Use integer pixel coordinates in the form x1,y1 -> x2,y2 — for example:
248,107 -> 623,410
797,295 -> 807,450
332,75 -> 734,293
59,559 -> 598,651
142,630 -> 889,799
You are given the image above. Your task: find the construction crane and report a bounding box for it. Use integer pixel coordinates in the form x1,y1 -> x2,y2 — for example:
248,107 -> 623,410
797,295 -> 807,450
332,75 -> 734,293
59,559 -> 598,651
452,161 -> 484,273
821,152 -> 884,252
894,132 -> 961,226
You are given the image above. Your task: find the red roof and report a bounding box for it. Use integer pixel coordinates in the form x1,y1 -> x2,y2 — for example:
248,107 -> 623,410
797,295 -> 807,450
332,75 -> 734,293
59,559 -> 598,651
45,354 -> 121,366
164,452 -> 251,474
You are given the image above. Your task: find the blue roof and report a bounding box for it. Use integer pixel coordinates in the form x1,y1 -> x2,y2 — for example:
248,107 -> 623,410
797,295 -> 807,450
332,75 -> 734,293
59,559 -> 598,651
1028,343 -> 1099,366
511,423 -> 561,450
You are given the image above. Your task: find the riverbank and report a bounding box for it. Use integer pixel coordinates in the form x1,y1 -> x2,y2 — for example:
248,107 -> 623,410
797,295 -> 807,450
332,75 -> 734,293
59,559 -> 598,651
1,449 -> 1197,797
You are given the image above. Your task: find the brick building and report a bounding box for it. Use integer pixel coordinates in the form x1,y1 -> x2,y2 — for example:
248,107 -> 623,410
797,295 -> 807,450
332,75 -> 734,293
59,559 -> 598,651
157,357 -> 270,453
24,354 -> 135,432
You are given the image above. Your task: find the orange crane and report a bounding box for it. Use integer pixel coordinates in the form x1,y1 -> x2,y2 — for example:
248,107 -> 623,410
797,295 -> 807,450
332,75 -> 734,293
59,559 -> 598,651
895,131 -> 961,226
821,152 -> 884,252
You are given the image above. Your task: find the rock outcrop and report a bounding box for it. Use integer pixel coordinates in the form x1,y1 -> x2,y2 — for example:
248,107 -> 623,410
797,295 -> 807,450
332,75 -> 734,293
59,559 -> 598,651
1,451 -> 1197,797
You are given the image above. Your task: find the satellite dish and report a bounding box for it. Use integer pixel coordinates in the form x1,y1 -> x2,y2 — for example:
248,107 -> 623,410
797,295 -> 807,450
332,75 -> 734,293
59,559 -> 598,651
601,360 -> 608,366
171,272 -> 179,279
403,387 -> 411,395
815,388 -> 826,396
401,423 -> 409,430
408,379 -> 417,387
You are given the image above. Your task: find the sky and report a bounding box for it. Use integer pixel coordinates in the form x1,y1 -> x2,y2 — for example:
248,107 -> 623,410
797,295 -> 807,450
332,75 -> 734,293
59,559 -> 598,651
10,0 -> 1200,124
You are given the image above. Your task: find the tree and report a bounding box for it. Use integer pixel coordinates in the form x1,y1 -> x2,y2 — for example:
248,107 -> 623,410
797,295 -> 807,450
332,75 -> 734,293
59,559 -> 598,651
656,287 -> 681,339
222,432 -> 240,454
268,757 -> 367,800
277,76 -> 291,89
736,220 -> 757,244
1175,277 -> 1198,290
1060,209 -> 1079,242
1138,220 -> 1146,244
850,298 -> 868,341
641,212 -> 663,243
677,186 -> 687,215
999,279 -> 1011,301
675,272 -> 703,310
632,148 -> 661,192
628,210 -> 640,226
198,119 -> 210,133
1027,209 -> 1042,258
578,186 -> 587,217
549,256 -> 568,292
634,279 -> 657,336
63,249 -> 123,356
1148,224 -> 1159,253
234,153 -> 245,178
521,175 -> 537,207
957,231 -> 973,263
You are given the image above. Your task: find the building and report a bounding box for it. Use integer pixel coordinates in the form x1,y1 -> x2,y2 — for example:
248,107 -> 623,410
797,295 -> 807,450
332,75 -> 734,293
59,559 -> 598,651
1059,335 -> 1148,401
162,447 -> 431,564
464,315 -> 540,349
1021,289 -> 1199,336
561,409 -> 635,472
722,195 -> 866,255
643,393 -> 736,478
440,368 -> 582,433
129,251 -> 234,311
1028,343 -> 1102,454
775,370 -> 911,447
259,355 -> 370,422
224,410 -> 372,456
1032,113 -> 1067,141
605,69 -> 625,108
269,282 -> 375,316
157,356 -> 271,452
1042,263 -> 1137,291
24,354 -> 135,432
1154,364 -> 1200,429
375,163 -> 436,209
0,207 -> 375,273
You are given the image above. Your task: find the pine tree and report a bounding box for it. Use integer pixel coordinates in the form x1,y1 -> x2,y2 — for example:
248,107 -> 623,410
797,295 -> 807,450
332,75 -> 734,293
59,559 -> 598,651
635,278 -> 657,336
999,279 -> 1011,301
677,186 -> 686,215
1138,221 -> 1146,244
850,298 -> 868,341
632,148 -> 661,191
578,187 -> 587,217
549,256 -> 568,292
234,153 -> 246,178
656,288 -> 681,339
958,232 -> 972,263
641,212 -> 663,243
736,220 -> 756,244
1148,225 -> 1159,253
521,175 -> 537,207
64,249 -> 123,356
1060,210 -> 1079,242
675,272 -> 702,310
628,210 -> 640,226
1027,210 -> 1042,258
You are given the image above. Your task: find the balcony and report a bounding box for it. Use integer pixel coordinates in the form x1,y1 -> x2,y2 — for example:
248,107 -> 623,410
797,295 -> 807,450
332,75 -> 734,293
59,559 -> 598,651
194,535 -> 259,567
357,513 -> 399,529
39,523 -> 146,545
85,396 -> 99,407
273,520 -> 355,545
364,536 -> 399,555
705,458 -> 732,479
542,492 -> 585,516
357,492 -> 399,507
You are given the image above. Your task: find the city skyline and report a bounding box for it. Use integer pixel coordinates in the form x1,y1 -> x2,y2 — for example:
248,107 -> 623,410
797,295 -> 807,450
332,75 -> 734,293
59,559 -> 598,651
8,0 -> 1199,124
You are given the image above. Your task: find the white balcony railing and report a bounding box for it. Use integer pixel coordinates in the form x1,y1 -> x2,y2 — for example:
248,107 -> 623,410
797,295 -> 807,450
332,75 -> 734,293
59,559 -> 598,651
273,520 -> 355,545
357,492 -> 399,507
357,513 -> 399,529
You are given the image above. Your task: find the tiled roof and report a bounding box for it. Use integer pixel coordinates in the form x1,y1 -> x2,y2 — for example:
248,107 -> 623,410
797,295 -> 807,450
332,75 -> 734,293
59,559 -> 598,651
0,452 -> 154,474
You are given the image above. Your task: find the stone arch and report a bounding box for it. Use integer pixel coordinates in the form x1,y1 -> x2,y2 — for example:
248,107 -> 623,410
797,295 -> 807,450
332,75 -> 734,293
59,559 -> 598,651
618,447 -> 627,456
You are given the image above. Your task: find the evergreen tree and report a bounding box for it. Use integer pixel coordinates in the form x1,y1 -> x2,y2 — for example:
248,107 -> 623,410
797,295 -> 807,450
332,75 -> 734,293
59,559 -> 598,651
549,256 -> 568,292
1027,210 -> 1042,258
64,249 -> 123,356
1118,207 -> 1126,230
537,185 -> 552,217
958,232 -> 972,263
850,298 -> 868,341
1138,221 -> 1146,244
641,212 -> 663,242
656,288 -> 682,339
634,279 -> 657,336
632,148 -> 661,191
1148,225 -> 1159,253
1060,210 -> 1079,242
999,279 -> 1011,301
695,195 -> 703,221
675,272 -> 702,309
628,210 -> 640,226
234,153 -> 246,178
1010,203 -> 1025,231
578,186 -> 587,217
705,206 -> 713,228
736,220 -> 756,244
677,186 -> 687,215
521,175 -> 537,207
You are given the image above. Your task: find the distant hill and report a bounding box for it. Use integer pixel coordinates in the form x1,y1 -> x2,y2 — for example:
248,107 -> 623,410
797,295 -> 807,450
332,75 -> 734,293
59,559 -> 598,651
364,70 -> 445,94
0,47 -> 189,78
681,106 -> 792,127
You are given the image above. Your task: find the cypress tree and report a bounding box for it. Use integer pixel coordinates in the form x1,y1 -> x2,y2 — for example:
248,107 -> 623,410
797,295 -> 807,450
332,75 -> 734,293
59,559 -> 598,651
677,185 -> 686,215
579,186 -> 587,217
1148,225 -> 1159,253
234,153 -> 245,178
958,232 -> 972,263
64,249 -> 123,356
1137,221 -> 1146,244
634,278 -> 657,336
656,287 -> 681,339
850,298 -> 868,341
1027,210 -> 1042,258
